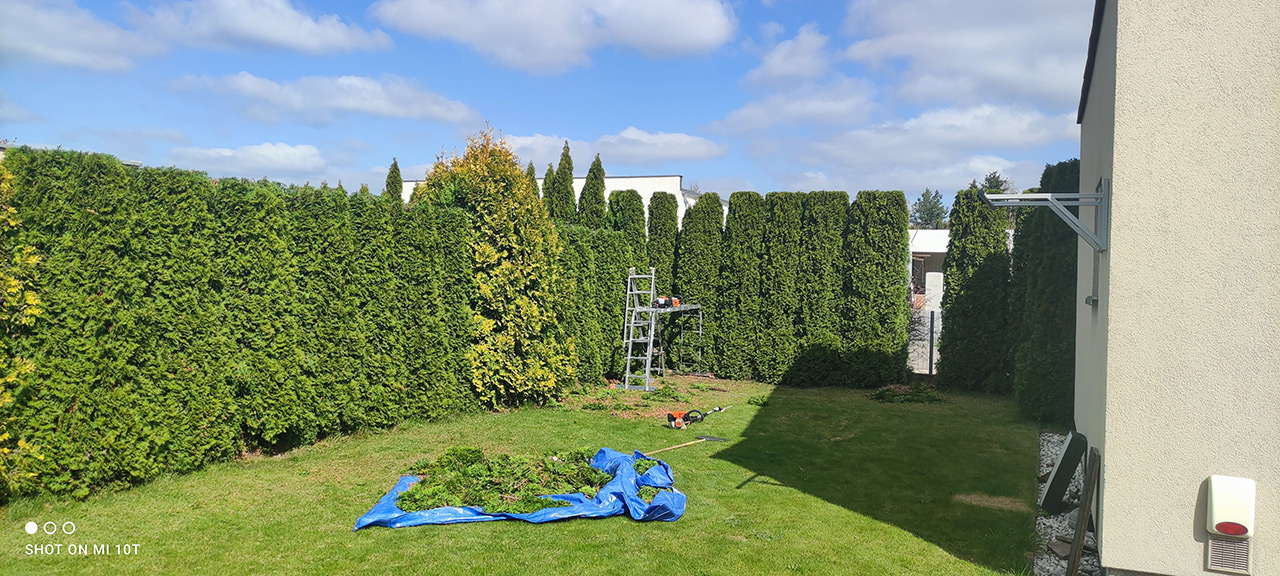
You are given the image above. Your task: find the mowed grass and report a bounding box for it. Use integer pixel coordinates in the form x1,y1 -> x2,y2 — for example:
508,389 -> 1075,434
0,379 -> 1039,575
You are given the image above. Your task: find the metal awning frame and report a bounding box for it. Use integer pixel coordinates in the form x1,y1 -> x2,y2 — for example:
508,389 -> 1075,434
981,178 -> 1111,252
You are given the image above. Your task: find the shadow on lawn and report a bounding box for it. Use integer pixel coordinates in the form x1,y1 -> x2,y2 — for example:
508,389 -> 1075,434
712,384 -> 1037,573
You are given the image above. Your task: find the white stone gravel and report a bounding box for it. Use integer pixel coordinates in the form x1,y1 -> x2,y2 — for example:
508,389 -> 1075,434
1035,432 -> 1101,576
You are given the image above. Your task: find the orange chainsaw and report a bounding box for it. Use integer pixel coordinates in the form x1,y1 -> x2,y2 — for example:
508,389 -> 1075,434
667,406 -> 729,429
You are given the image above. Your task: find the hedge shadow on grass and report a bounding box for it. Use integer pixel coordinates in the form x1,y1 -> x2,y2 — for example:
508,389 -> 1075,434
711,386 -> 1038,573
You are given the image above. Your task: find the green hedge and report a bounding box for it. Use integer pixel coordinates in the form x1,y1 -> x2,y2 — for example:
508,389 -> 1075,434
577,155 -> 606,229
1,148 -> 470,499
607,189 -> 646,266
715,192 -> 766,380
840,190 -> 910,387
284,183 -> 360,435
674,193 -> 723,372
646,192 -> 678,295
1012,160 -> 1079,425
784,191 -> 849,387
558,226 -> 606,386
756,192 -> 803,384
592,230 -> 632,378
937,188 -> 1012,393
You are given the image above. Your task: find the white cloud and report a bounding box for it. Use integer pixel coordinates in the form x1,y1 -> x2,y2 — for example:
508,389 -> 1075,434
130,0 -> 391,54
507,127 -> 726,171
176,72 -> 480,125
370,0 -> 736,74
0,88 -> 36,122
0,0 -> 161,71
168,142 -> 325,179
745,23 -> 828,87
713,76 -> 876,133
843,0 -> 1091,108
809,105 -> 1076,170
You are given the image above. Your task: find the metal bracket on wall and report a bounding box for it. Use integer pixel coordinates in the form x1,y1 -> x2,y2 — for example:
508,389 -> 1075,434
981,178 -> 1111,252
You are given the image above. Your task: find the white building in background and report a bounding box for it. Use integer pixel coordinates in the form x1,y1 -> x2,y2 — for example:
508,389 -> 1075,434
402,175 -> 729,225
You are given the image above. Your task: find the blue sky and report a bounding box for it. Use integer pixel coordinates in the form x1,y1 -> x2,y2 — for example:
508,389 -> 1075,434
0,0 -> 1092,204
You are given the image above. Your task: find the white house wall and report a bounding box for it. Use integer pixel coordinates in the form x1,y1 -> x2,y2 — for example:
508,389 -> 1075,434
1079,1 -> 1280,574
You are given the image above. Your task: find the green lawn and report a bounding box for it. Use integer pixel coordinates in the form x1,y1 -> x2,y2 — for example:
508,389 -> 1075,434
0,379 -> 1039,575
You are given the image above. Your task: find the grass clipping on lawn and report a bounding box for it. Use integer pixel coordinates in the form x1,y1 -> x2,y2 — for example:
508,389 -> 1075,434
398,447 -> 671,514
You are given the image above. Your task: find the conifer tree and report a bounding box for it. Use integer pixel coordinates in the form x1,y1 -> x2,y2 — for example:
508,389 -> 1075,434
212,178 -> 318,448
385,157 -> 404,208
558,226 -> 604,386
936,188 -> 1012,393
646,191 -> 678,295
840,190 -> 911,387
674,193 -> 724,371
756,192 -> 803,384
286,183 -> 368,433
715,192 -> 766,379
785,191 -> 849,386
593,229 -> 632,377
607,189 -> 646,264
525,162 -> 538,193
425,131 -> 573,407
577,154 -> 607,229
547,141 -> 576,225
1012,160 -> 1079,425
348,183 -> 408,426
542,163 -> 555,199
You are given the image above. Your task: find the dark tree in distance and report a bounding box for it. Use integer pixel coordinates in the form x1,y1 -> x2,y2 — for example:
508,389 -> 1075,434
385,158 -> 403,209
910,188 -> 948,229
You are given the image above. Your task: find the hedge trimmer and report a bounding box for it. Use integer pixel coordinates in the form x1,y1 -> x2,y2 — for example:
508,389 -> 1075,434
667,406 -> 729,429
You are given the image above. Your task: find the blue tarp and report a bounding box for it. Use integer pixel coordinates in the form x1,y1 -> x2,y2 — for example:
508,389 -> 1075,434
353,448 -> 686,530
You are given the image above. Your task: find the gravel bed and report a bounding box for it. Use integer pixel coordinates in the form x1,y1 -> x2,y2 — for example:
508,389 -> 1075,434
1034,432 -> 1101,576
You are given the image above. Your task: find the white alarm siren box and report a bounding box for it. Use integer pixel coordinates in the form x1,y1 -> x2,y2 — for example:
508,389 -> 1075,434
1207,475 -> 1256,538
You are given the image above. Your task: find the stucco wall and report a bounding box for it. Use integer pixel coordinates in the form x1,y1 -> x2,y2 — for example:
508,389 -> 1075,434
1078,1 -> 1280,574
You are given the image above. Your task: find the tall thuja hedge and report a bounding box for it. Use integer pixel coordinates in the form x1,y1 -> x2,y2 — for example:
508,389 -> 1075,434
756,192 -> 803,384
937,188 -> 1012,393
608,189 -> 646,266
546,142 -> 576,225
674,193 -> 723,371
285,184 -> 365,434
426,132 -> 573,407
715,192 -> 765,380
127,167 -> 241,471
592,229 -> 632,378
646,191 -> 678,295
347,185 -> 407,426
558,226 -> 605,386
784,191 -> 848,387
398,201 -> 468,418
7,150 -> 209,497
0,158 -> 42,500
1012,160 -> 1079,425
839,190 -> 910,387
436,207 -> 476,401
210,179 -> 318,448
577,154 -> 606,229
